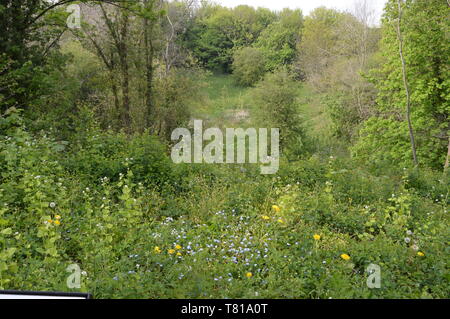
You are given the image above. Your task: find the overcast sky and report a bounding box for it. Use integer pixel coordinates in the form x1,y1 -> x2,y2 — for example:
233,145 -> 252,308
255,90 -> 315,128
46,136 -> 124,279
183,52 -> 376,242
215,0 -> 388,24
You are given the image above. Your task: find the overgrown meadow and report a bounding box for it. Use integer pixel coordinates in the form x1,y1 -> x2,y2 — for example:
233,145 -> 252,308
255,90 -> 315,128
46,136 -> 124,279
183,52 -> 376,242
1,0 -> 449,299
1,103 -> 448,298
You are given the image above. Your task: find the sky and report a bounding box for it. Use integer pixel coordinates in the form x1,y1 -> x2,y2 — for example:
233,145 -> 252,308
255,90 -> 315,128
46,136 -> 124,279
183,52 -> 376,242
215,0 -> 388,24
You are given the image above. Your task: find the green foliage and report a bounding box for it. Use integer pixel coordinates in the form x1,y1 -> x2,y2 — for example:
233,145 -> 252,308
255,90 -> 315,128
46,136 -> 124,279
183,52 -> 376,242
255,9 -> 303,71
296,6 -> 380,142
231,47 -> 266,87
0,1 -> 70,112
0,108 -> 68,287
252,68 -> 308,158
1,108 -> 449,297
186,4 -> 279,72
324,92 -> 362,141
296,7 -> 346,83
62,120 -> 176,189
152,69 -> 204,139
352,116 -> 445,168
1,0 -> 449,300
355,0 -> 450,169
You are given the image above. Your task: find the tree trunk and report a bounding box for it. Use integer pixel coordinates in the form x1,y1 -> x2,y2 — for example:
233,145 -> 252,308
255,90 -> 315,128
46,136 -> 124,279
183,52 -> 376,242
143,0 -> 155,130
396,0 -> 418,167
444,137 -> 450,172
164,13 -> 175,76
119,11 -> 131,132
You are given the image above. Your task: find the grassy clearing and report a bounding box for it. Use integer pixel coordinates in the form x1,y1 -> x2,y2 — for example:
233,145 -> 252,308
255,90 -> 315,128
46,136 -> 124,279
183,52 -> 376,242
193,73 -> 254,128
193,74 -> 330,130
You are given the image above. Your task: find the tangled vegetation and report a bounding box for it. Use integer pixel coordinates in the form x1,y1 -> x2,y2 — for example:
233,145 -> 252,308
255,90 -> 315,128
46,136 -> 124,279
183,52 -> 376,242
0,0 -> 449,298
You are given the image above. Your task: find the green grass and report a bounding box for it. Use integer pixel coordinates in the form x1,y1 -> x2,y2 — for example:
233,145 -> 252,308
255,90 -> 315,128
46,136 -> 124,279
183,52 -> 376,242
193,74 -> 328,130
297,85 -> 331,137
296,84 -> 350,158
191,73 -> 347,157
193,73 -> 254,128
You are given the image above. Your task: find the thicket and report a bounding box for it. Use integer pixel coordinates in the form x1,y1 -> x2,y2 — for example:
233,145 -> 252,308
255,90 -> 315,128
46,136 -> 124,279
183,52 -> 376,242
0,0 -> 448,298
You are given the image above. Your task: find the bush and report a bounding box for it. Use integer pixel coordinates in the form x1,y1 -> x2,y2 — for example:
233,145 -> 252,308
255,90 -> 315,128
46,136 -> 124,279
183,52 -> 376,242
231,47 -> 267,87
254,9 -> 303,71
252,68 -> 308,158
152,69 -> 203,140
63,129 -> 176,189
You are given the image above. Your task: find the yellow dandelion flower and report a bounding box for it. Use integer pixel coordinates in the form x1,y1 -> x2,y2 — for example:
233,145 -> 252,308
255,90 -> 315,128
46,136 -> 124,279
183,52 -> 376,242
54,220 -> 61,226
176,252 -> 182,256
313,234 -> 321,241
47,219 -> 53,224
340,254 -> 351,261
154,246 -> 162,254
277,218 -> 285,224
272,205 -> 281,213
262,215 -> 270,221
417,251 -> 425,257
168,249 -> 176,255
175,245 -> 182,250
245,272 -> 253,278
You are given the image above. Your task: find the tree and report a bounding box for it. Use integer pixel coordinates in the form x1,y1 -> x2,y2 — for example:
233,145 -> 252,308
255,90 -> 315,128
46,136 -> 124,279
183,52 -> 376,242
231,47 -> 266,87
152,69 -> 201,140
186,5 -> 235,71
161,0 -> 197,76
296,7 -> 345,88
0,1 -> 68,112
142,0 -> 160,128
353,0 -> 449,169
255,9 -> 303,71
185,4 -> 274,72
445,138 -> 450,171
252,68 -> 306,158
0,0 -> 129,113
79,2 -> 132,130
296,6 -> 380,141
78,1 -> 164,132
395,0 -> 418,166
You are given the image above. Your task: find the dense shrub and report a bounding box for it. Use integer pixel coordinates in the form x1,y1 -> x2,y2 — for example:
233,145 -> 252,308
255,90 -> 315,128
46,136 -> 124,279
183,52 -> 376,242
1,0 -> 449,300
63,129 -> 176,189
252,68 -> 308,158
232,47 -> 267,87
255,9 -> 303,71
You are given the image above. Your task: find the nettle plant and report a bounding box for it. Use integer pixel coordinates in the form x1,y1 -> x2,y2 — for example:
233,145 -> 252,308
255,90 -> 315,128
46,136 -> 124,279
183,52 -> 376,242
0,206 -> 17,289
0,109 -> 69,285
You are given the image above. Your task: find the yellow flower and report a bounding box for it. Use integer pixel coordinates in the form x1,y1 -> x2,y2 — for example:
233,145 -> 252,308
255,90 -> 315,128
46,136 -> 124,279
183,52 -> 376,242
272,205 -> 281,213
47,219 -> 53,224
55,215 -> 61,220
313,234 -> 321,241
175,245 -> 182,250
54,220 -> 61,226
277,218 -> 285,224
245,272 -> 253,278
340,253 -> 351,261
417,251 -> 425,257
176,252 -> 182,256
154,246 -> 162,254
168,249 -> 176,255
262,215 -> 270,221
